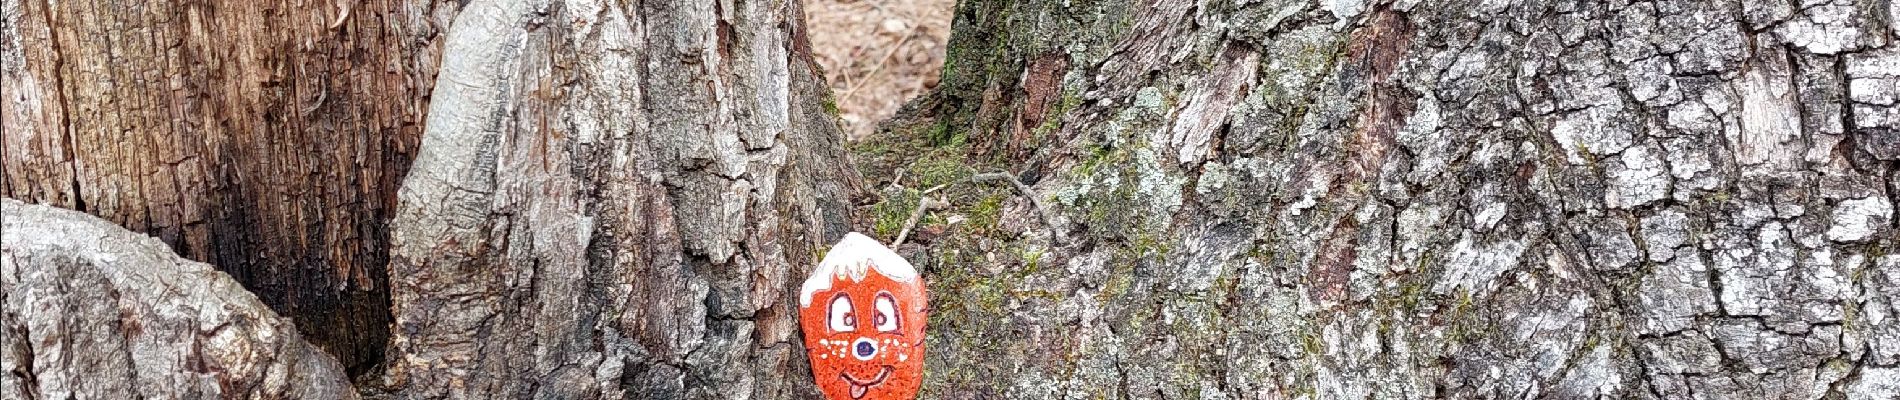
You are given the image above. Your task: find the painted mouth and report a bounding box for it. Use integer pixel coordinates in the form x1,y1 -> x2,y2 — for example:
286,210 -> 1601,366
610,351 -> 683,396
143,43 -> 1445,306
839,366 -> 895,399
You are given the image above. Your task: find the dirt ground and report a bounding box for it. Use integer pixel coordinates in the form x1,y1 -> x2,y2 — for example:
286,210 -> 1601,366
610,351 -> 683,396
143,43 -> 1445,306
805,0 -> 954,139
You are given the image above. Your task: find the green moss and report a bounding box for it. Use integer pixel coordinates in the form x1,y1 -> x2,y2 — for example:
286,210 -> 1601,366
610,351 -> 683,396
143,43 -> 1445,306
1576,144 -> 1604,170
953,193 -> 1007,237
1295,38 -> 1345,76
916,233 -> 1059,378
1454,287 -> 1475,314
872,189 -> 921,239
911,153 -> 977,189
973,280 -> 1009,313
1132,232 -> 1173,258
1015,289 -> 1064,302
854,116 -> 990,243
1019,247 -> 1044,272
926,121 -> 965,148
821,94 -> 841,117
1396,279 -> 1429,312
1246,243 -> 1277,266
1099,271 -> 1135,301
1442,288 -> 1489,347
1300,330 -> 1323,357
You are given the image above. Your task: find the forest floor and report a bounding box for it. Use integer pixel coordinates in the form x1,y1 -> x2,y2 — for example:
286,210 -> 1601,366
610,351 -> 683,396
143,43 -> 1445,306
806,0 -> 954,139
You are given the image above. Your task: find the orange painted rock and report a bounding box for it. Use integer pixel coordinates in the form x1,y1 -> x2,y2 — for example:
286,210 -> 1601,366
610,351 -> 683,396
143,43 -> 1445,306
799,233 -> 928,400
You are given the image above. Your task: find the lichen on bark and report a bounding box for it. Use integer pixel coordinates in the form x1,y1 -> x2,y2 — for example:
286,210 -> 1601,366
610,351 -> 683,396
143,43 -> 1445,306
857,0 -> 1900,398
2,0 -> 1897,398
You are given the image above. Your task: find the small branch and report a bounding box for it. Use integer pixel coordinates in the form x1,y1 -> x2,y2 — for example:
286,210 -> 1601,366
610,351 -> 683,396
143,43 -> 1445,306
840,31 -> 916,104
971,172 -> 1062,244
892,193 -> 947,247
920,181 -> 953,195
970,172 -> 1040,211
886,171 -> 1063,247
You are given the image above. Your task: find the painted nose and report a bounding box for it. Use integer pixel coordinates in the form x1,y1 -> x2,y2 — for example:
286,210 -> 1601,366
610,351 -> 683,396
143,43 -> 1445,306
852,338 -> 877,360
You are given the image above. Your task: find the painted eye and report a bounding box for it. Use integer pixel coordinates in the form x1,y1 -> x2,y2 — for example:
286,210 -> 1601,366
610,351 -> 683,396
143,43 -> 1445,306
827,294 -> 855,333
873,292 -> 900,333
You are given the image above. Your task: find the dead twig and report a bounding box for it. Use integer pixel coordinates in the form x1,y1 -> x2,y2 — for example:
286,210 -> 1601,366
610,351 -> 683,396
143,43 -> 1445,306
889,171 -> 1063,247
971,172 -> 1062,244
892,187 -> 949,247
839,31 -> 915,104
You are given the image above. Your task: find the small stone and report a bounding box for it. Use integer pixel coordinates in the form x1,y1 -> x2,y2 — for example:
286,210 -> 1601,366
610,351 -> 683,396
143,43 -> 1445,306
882,19 -> 910,34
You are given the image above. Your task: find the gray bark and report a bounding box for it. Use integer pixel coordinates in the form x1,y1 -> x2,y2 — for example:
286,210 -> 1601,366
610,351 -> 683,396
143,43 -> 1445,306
1,199 -> 357,400
376,0 -> 858,398
854,0 -> 1900,399
4,0 -> 1898,398
0,0 -> 465,372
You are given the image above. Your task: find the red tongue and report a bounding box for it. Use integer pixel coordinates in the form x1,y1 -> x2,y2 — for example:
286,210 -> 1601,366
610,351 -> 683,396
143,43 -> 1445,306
850,384 -> 868,399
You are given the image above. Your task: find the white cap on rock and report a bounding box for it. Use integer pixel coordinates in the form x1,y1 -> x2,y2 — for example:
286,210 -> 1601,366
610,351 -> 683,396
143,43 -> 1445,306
798,232 -> 918,307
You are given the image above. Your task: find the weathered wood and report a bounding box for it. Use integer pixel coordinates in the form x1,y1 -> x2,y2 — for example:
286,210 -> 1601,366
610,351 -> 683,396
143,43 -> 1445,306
0,0 -> 463,373
7,0 -> 1896,398
856,0 -> 1900,398
377,0 -> 860,398
2,199 -> 358,400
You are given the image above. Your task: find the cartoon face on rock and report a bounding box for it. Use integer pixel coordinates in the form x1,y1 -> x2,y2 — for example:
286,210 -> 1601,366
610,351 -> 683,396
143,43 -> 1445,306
799,233 -> 927,400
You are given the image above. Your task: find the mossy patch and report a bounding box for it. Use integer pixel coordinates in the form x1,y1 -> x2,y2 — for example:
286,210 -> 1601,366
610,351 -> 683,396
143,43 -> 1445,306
821,93 -> 841,117
871,189 -> 925,239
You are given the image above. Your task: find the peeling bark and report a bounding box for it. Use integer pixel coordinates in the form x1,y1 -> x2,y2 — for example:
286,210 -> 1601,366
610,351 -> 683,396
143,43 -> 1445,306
859,0 -> 1900,398
1,199 -> 357,400
0,0 -> 462,373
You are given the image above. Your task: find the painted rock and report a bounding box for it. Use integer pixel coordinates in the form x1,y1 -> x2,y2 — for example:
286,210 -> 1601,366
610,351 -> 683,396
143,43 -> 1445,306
799,233 -> 928,400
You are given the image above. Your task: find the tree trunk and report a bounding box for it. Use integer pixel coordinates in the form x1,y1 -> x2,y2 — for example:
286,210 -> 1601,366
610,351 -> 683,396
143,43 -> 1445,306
854,0 -> 1900,398
375,0 -> 860,398
0,0 -> 462,373
7,0 -> 1900,399
2,199 -> 357,400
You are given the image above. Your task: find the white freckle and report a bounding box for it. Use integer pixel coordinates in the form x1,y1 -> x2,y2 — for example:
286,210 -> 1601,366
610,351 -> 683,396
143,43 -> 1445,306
900,354 -> 908,362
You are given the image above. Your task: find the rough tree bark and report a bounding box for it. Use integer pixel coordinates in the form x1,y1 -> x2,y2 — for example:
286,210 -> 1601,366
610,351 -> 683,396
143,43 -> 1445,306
0,0 -> 463,372
7,0 -> 1899,399
851,0 -> 1900,398
2,199 -> 357,399
375,0 -> 859,398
